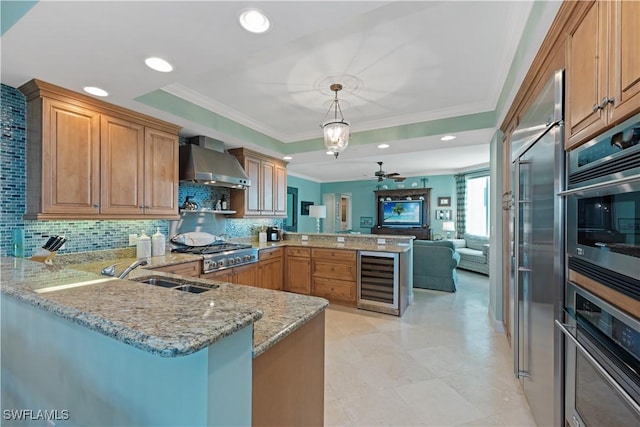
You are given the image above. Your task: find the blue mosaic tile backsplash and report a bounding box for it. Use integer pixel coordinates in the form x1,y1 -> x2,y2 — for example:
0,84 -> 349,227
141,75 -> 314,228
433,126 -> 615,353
0,84 -> 277,257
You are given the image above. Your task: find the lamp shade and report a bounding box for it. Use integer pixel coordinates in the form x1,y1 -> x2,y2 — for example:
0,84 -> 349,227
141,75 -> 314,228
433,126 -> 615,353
442,221 -> 455,232
309,205 -> 326,219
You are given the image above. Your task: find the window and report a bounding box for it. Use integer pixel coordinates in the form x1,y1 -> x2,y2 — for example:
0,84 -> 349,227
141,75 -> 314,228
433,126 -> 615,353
466,175 -> 490,237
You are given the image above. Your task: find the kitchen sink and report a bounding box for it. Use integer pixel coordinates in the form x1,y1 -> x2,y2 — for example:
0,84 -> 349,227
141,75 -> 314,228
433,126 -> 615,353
133,276 -> 218,293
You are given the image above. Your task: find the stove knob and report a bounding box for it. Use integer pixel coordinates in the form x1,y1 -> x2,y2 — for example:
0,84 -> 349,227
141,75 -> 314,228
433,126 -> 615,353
217,260 -> 225,267
235,257 -> 242,263
243,255 -> 250,261
228,258 -> 234,265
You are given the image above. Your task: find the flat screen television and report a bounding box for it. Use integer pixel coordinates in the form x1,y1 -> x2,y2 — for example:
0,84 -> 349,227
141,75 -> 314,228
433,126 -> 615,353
381,200 -> 423,227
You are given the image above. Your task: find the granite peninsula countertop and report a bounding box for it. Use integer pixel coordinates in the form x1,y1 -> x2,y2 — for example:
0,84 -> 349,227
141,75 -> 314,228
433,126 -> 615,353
0,256 -> 327,358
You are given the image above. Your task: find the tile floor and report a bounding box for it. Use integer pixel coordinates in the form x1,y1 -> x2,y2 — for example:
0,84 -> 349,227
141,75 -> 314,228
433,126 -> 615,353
324,270 -> 538,427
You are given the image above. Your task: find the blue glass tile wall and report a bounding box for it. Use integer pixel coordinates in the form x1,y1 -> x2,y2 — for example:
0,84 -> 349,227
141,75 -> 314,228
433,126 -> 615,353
1,84 -> 28,257
0,84 -> 279,256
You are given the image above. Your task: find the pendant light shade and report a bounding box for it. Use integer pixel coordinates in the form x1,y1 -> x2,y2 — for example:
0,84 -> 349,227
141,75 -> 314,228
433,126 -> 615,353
321,84 -> 350,158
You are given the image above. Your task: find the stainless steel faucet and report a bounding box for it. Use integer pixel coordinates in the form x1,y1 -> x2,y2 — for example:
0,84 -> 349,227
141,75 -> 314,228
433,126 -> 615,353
101,259 -> 149,279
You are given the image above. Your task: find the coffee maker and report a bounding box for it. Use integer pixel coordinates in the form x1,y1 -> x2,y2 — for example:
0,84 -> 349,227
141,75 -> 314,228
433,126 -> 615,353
267,226 -> 281,241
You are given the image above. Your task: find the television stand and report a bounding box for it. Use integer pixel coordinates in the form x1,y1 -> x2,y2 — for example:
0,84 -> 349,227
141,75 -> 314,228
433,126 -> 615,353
371,226 -> 431,240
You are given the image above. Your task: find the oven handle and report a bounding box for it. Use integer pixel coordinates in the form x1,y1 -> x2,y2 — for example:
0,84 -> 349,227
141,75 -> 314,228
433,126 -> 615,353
555,320 -> 640,416
558,173 -> 640,197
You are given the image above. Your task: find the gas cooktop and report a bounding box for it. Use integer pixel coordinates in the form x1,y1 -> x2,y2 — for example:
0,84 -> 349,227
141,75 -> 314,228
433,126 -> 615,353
171,242 -> 252,255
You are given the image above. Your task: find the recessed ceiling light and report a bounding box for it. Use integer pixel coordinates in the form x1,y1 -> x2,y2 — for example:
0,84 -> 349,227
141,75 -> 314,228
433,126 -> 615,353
83,86 -> 108,97
283,156 -> 293,160
378,144 -> 390,149
441,135 -> 456,141
239,9 -> 270,33
145,57 -> 173,72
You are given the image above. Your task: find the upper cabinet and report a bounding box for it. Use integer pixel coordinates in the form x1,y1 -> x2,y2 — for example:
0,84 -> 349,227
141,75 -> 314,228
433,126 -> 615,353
228,148 -> 287,218
566,0 -> 640,150
19,79 -> 180,220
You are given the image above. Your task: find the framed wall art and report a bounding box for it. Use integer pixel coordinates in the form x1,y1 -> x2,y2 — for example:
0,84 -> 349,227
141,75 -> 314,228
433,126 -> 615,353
437,197 -> 451,207
301,201 -> 313,215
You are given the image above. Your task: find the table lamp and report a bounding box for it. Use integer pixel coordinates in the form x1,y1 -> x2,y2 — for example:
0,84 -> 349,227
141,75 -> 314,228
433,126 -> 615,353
442,221 -> 455,239
309,205 -> 326,234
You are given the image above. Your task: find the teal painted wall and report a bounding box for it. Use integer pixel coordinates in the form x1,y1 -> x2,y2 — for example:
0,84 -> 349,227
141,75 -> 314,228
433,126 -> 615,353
286,175 -> 322,233
319,175 -> 456,235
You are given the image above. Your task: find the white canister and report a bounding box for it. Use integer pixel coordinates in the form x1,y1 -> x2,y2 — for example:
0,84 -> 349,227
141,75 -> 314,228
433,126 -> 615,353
136,231 -> 151,260
259,231 -> 267,243
151,228 -> 165,256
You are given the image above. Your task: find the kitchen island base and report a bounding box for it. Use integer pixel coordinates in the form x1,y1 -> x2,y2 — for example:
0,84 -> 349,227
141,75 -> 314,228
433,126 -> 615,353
252,311 -> 325,427
1,296 -> 253,427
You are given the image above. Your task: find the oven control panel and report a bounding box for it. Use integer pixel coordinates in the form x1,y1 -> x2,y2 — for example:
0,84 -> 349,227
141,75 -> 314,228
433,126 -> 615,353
203,248 -> 258,273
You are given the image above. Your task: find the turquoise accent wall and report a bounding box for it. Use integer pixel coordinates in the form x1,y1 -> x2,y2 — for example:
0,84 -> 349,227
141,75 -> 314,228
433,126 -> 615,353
286,175 -> 321,233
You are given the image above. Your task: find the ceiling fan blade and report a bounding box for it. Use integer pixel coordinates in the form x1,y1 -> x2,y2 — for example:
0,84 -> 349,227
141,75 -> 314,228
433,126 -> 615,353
392,176 -> 406,182
386,172 -> 400,177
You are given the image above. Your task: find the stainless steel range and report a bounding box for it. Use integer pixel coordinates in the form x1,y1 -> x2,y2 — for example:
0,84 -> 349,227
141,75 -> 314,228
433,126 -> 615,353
172,243 -> 258,273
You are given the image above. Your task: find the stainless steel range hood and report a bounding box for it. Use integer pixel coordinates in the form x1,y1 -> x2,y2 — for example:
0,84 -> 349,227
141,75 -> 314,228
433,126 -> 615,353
179,136 -> 250,189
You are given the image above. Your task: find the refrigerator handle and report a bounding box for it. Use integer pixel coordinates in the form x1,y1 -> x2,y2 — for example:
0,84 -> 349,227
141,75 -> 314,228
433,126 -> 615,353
513,159 -> 521,378
514,158 -> 532,379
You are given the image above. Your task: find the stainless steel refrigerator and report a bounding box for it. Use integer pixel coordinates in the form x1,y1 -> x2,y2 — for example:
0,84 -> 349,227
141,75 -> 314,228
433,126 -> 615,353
510,69 -> 565,427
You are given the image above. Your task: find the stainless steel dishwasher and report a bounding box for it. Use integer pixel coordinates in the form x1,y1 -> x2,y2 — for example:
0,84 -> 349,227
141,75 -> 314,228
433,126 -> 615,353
357,251 -> 399,315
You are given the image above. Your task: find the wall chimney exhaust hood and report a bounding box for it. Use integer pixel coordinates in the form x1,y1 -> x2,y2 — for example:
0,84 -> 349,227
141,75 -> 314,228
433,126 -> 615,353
179,136 -> 251,189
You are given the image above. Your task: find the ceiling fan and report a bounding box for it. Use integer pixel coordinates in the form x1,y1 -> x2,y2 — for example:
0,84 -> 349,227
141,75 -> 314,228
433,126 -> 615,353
374,161 -> 406,182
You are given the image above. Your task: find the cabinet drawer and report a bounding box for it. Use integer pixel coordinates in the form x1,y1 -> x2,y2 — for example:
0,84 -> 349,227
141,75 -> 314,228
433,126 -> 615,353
259,247 -> 283,261
200,269 -> 234,283
286,247 -> 311,257
312,277 -> 355,303
151,261 -> 201,277
311,248 -> 356,261
311,259 -> 357,281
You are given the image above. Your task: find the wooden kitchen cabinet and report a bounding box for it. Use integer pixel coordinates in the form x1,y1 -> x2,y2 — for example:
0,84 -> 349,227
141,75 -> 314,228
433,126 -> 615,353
566,0 -> 640,149
284,247 -> 311,295
151,261 -> 201,277
228,148 -> 287,218
25,97 -> 101,217
311,248 -> 357,306
19,79 -> 180,220
258,247 -> 283,290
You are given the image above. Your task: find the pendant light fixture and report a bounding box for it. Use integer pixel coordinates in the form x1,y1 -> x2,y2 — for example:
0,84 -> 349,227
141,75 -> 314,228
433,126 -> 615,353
321,83 -> 350,158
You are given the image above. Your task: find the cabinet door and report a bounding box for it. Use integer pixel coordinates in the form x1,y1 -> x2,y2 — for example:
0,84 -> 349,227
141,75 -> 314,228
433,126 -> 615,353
144,128 -> 178,216
260,159 -> 275,215
285,256 -> 311,294
566,0 -> 608,148
100,115 -> 145,215
258,257 -> 283,290
41,98 -> 100,214
274,164 -> 287,216
245,156 -> 262,215
233,263 -> 259,286
608,0 -> 640,123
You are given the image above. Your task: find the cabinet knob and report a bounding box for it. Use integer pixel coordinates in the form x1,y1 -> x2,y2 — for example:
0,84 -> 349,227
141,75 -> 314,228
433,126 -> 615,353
93,204 -> 99,208
592,103 -> 600,113
599,96 -> 614,109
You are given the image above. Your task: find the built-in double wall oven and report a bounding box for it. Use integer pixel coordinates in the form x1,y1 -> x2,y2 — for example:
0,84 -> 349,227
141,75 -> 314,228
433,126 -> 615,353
560,113 -> 640,426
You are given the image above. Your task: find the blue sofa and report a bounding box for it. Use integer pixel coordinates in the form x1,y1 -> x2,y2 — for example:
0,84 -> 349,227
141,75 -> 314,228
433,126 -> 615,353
413,240 -> 460,292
